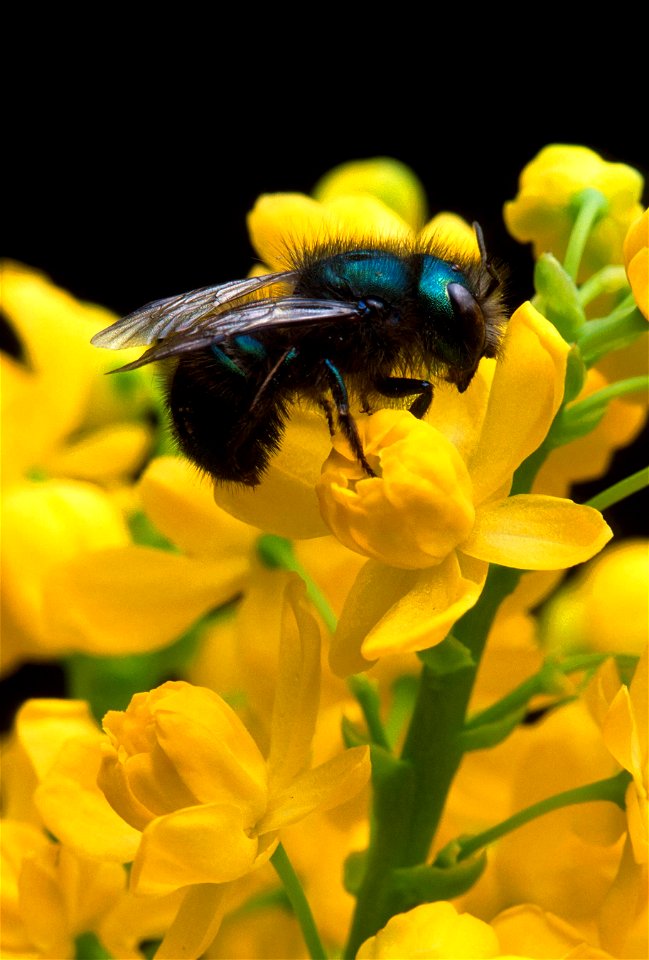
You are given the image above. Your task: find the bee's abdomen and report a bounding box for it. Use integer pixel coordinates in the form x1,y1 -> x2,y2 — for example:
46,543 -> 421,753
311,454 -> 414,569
169,350 -> 288,486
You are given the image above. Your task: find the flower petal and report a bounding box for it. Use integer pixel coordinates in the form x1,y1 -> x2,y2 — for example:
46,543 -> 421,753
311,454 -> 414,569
1,480 -> 130,642
155,883 -> 233,960
418,212 -> 481,257
44,546 -> 248,654
45,423 -> 152,484
267,578 -> 322,792
247,192 -> 412,271
313,157 -> 427,231
467,301 -> 570,504
35,735 -> 141,863
247,193 -> 335,269
213,409 -> 329,539
139,455 -> 259,558
259,745 -> 371,834
330,554 -> 488,675
131,803 -> 261,894
463,495 -> 613,569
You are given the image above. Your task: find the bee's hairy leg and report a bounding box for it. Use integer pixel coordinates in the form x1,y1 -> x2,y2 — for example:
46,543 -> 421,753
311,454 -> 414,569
323,359 -> 377,478
374,375 -> 433,419
318,396 -> 336,436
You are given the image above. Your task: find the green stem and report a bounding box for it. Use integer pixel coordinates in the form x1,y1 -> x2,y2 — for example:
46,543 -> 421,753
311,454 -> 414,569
347,674 -> 390,749
585,466 -> 649,512
569,375 -> 648,415
257,535 -> 337,634
271,843 -> 328,960
465,652 -> 611,731
578,265 -> 628,308
450,770 -> 631,863
563,188 -> 609,280
343,564 -> 521,958
577,296 -> 645,365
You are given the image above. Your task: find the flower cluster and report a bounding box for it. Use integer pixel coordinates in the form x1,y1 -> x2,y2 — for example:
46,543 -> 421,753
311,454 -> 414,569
2,149 -> 647,959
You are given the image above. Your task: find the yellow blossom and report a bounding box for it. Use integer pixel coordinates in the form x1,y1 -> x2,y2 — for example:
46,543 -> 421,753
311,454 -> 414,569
586,651 -> 648,866
453,700 -> 624,928
1,699 -> 181,959
623,207 -> 649,319
541,541 -> 649,656
0,260 -> 155,491
0,820 -> 129,960
503,145 -> 644,277
490,903 -> 615,958
356,900 -> 615,958
356,901 -> 499,958
583,651 -> 649,956
0,262 -> 161,671
92,578 -> 369,957
313,156 -> 428,231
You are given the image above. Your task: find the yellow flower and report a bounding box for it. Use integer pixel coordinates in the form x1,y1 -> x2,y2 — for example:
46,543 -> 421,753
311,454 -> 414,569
586,651 -> 648,866
540,541 -> 649,656
1,699 -> 180,959
356,901 -> 499,958
0,261 -> 155,492
37,455 -> 258,655
490,903 -> 615,958
623,207 -> 649,319
313,156 -> 428,231
1,480 -> 132,671
0,262 -> 161,671
95,578 -> 369,957
583,651 -> 648,956
452,699 -> 624,929
356,901 -> 615,958
0,820 -> 129,960
503,145 -> 644,276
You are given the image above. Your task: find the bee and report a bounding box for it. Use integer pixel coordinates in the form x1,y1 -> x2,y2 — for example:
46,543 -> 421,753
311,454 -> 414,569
92,226 -> 506,485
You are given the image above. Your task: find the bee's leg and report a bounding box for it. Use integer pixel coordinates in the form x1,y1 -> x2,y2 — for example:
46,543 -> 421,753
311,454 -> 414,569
374,376 -> 433,419
318,397 -> 336,436
323,359 -> 377,478
249,346 -> 296,413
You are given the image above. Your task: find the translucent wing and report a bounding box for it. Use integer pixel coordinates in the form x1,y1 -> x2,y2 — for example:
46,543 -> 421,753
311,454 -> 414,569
108,296 -> 363,372
91,270 -> 301,349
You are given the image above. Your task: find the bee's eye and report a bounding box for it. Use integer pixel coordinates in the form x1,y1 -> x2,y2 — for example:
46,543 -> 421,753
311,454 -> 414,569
447,283 -> 486,362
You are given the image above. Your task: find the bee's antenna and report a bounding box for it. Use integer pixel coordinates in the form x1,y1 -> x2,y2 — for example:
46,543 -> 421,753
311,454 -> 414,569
472,222 -> 500,296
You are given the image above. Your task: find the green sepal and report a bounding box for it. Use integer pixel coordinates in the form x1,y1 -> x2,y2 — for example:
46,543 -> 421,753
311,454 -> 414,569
457,707 -> 527,751
348,673 -> 390,748
74,932 -> 112,960
417,634 -> 474,676
550,373 -> 649,448
562,345 -> 587,405
548,397 -> 608,447
388,851 -> 487,915
343,850 -> 367,895
577,301 -> 647,366
128,509 -> 177,551
341,713 -> 370,748
534,254 -> 586,341
257,533 -> 294,569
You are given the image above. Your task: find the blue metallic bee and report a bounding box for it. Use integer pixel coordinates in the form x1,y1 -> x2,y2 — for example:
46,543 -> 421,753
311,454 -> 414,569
92,227 -> 506,485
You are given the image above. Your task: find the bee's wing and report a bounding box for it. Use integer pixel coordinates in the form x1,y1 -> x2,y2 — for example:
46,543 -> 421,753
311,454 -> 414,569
110,296 -> 363,372
91,270 -> 300,349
